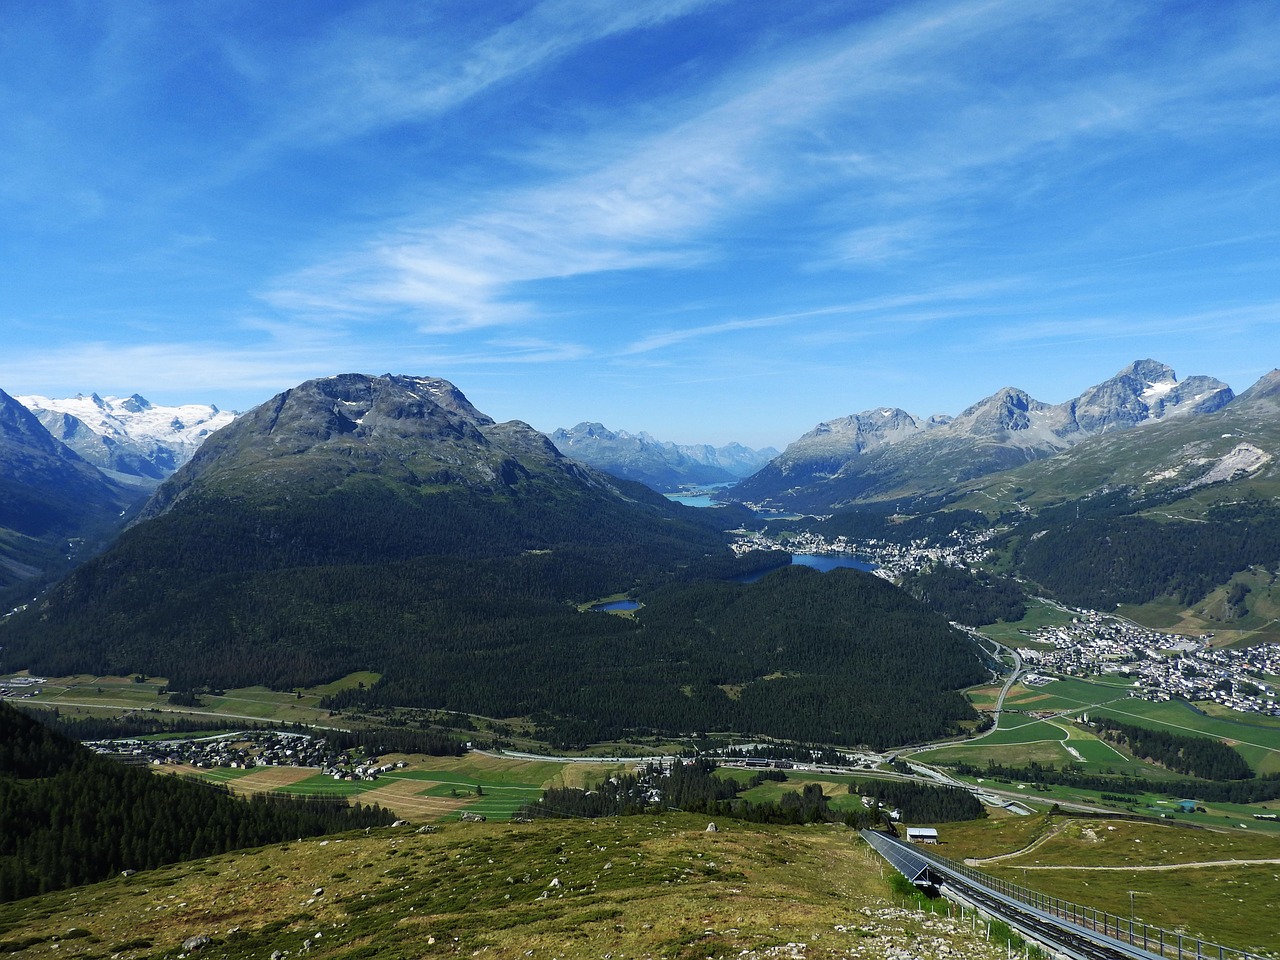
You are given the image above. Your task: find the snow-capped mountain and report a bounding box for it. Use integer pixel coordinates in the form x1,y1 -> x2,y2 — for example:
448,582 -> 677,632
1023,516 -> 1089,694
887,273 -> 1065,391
16,392 -> 236,486
0,388 -> 145,603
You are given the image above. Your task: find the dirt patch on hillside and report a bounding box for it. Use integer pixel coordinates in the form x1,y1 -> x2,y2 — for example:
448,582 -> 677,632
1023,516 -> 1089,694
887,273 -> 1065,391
231,767 -> 319,791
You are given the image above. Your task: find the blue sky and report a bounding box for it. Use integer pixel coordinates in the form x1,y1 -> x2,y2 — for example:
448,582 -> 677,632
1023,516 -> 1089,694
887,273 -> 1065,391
2,0 -> 1278,448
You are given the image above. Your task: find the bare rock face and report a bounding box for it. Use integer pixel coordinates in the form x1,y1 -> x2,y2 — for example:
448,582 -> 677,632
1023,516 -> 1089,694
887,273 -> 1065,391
1233,368 -> 1280,413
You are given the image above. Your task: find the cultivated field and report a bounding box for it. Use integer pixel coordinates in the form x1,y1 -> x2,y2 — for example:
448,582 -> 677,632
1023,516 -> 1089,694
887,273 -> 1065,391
167,752 -> 630,823
11,671 -> 382,727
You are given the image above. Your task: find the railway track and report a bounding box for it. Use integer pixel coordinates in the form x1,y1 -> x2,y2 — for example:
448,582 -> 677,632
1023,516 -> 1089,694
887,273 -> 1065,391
861,830 -> 1262,960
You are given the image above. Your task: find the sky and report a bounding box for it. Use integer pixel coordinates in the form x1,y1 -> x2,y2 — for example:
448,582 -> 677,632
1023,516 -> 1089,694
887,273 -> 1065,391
1,0 -> 1278,449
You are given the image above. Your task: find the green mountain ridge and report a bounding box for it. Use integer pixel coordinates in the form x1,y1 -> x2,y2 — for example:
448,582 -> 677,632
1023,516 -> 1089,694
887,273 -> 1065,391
0,373 -> 983,749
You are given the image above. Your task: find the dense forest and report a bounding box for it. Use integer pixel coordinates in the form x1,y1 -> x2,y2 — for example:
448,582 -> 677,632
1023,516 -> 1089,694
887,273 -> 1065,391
955,758 -> 1280,804
899,564 -> 1027,626
0,704 -> 393,902
0,479 -> 739,689
1013,498 -> 1280,609
855,779 -> 985,822
324,565 -> 988,749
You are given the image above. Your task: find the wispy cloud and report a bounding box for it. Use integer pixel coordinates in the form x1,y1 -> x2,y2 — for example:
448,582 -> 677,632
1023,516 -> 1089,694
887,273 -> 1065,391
986,302 -> 1280,348
267,0 -> 1280,343
264,0 -> 1081,333
217,0 -> 725,179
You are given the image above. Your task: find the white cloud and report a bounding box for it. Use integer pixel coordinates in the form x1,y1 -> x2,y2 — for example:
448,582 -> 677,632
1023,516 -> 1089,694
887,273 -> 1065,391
247,0 -> 726,148
265,0 -> 1082,332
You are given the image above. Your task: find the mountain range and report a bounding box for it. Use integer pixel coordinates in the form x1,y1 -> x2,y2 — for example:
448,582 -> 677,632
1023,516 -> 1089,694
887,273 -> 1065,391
733,360 -> 1240,512
547,422 -> 777,490
16,392 -> 235,487
0,389 -> 144,607
958,367 -> 1280,511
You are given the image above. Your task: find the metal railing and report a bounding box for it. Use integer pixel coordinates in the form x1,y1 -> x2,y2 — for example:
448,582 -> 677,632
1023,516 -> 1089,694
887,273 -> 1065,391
872,832 -> 1269,960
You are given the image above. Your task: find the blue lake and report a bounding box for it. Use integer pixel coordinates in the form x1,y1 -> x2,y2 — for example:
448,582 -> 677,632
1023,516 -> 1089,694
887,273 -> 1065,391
663,482 -> 735,508
665,493 -> 720,507
589,599 -> 641,612
736,553 -> 877,583
791,554 -> 877,573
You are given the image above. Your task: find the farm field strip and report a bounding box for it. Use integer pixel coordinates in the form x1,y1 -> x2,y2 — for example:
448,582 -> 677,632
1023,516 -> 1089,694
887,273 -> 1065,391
1092,702 -> 1280,753
166,760 -> 554,821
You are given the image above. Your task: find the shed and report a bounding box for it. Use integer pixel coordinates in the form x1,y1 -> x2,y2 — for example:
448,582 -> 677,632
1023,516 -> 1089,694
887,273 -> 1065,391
906,827 -> 939,844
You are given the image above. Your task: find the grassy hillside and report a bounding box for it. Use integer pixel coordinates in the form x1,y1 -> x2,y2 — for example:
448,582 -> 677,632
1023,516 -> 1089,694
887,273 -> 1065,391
0,815 -> 1031,960
5,810 -> 1275,960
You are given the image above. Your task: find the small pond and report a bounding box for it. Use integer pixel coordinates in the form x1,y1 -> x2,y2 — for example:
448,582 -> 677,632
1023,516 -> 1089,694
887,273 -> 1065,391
588,599 -> 641,612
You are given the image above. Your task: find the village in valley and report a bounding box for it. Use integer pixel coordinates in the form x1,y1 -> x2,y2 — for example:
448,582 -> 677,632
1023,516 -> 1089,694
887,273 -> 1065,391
86,729 -> 405,781
1015,609 -> 1280,716
731,526 -> 1280,717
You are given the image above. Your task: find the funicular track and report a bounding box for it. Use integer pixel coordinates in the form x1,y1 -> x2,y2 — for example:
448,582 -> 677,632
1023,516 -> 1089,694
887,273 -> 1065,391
861,830 -> 1264,960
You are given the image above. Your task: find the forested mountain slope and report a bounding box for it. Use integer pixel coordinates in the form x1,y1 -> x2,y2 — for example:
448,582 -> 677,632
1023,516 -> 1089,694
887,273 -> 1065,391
0,702 -> 390,902
0,374 -> 734,689
1,374 -> 985,748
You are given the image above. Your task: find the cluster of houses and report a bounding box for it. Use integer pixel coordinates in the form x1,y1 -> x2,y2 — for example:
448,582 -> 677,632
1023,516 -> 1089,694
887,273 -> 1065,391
730,525 -> 998,579
0,675 -> 46,700
329,759 -> 407,782
89,730 -> 395,776
1016,608 -> 1280,715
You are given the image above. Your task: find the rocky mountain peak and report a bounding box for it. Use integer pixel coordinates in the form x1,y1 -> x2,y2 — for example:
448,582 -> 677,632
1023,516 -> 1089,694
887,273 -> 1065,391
120,393 -> 152,413
1073,361 -> 1232,434
142,373 -> 595,520
1120,358 -> 1177,383
950,387 -> 1046,438
553,422 -> 619,444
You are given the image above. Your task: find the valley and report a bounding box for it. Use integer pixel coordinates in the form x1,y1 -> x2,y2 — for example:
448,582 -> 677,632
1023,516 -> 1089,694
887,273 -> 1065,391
4,363 -> 1280,956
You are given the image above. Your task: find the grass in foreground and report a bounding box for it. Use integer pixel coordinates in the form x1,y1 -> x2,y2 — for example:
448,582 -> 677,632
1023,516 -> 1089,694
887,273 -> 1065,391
0,816 -> 1017,960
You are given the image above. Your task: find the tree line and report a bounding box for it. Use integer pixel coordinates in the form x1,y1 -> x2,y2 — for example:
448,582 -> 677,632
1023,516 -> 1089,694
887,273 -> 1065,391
1012,497 -> 1280,609
899,564 -> 1027,626
519,760 -> 983,827
0,703 -> 393,902
1089,717 -> 1252,780
955,758 -> 1280,805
